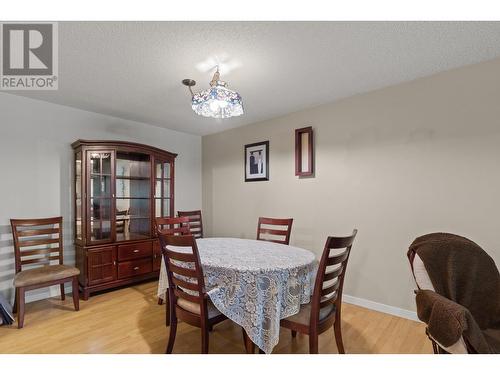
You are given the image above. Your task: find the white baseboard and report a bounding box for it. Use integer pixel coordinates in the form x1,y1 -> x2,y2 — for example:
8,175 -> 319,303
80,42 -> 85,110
343,294 -> 418,322
25,285 -> 73,304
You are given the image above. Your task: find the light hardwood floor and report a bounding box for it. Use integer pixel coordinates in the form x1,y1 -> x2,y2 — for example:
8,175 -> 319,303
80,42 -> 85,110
0,281 -> 431,354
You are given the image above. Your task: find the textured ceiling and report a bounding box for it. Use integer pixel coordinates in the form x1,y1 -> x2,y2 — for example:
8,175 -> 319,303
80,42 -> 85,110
12,21 -> 500,136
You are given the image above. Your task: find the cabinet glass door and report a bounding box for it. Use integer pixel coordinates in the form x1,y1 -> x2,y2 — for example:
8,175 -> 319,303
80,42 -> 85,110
88,151 -> 113,242
115,152 -> 151,241
154,160 -> 172,218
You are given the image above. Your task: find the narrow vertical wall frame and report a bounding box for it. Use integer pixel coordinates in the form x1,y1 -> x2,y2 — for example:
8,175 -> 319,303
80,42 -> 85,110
295,126 -> 314,176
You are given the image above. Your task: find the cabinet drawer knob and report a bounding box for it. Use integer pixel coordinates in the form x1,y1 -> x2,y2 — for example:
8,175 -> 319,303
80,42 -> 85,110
134,266 -> 140,270
133,249 -> 140,253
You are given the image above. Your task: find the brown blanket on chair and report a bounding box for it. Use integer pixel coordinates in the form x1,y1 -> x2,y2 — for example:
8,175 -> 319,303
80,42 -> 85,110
409,233 -> 500,353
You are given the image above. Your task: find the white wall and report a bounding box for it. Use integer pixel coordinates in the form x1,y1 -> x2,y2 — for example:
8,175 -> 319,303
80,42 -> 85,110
0,93 -> 201,304
203,58 -> 500,315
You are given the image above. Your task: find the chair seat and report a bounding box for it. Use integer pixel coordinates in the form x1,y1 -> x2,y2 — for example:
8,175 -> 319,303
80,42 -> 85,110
177,298 -> 222,319
14,265 -> 80,287
282,302 -> 336,326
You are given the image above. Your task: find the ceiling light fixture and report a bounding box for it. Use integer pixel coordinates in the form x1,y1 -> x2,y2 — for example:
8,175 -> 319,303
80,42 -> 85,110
182,66 -> 244,119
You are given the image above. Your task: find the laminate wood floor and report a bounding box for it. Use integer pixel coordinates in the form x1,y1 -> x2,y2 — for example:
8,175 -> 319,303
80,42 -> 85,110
0,281 -> 431,354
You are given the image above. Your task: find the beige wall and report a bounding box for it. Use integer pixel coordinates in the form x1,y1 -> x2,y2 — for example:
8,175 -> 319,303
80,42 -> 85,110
202,58 -> 500,313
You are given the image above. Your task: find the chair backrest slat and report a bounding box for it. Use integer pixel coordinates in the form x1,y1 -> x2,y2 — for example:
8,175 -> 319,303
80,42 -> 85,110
165,248 -> 196,262
171,275 -> 200,291
323,267 -> 343,282
168,262 -> 198,278
178,210 -> 204,238
319,291 -> 338,308
256,217 -> 293,245
21,256 -> 61,266
17,237 -> 59,248
310,230 -> 358,323
10,217 -> 63,273
259,228 -> 289,236
17,228 -> 59,237
326,251 -> 349,266
173,287 -> 200,303
321,279 -> 340,297
20,247 -> 60,257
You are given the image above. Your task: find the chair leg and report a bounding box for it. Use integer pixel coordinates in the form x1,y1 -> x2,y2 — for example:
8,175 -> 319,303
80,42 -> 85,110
309,333 -> 319,354
201,326 -> 209,354
165,290 -> 170,327
291,330 -> 297,338
17,287 -> 25,329
72,277 -> 80,311
60,283 -> 66,300
13,288 -> 18,314
334,317 -> 345,354
165,317 -> 177,354
157,297 -> 163,305
431,340 -> 437,354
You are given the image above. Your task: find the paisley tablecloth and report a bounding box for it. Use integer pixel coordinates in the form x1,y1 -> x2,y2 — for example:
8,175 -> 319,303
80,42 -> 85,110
157,237 -> 317,353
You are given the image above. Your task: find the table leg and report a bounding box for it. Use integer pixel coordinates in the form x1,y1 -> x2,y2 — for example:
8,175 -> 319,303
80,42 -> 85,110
241,327 -> 255,354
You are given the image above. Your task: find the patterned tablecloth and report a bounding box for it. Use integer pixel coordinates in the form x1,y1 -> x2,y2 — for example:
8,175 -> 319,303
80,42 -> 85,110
157,237 -> 317,353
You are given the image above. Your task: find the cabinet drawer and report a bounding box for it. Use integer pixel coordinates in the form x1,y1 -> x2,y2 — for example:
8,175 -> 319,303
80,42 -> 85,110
117,241 -> 152,261
117,258 -> 152,279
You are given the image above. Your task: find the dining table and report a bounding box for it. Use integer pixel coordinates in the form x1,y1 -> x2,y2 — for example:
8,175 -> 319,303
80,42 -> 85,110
157,237 -> 317,354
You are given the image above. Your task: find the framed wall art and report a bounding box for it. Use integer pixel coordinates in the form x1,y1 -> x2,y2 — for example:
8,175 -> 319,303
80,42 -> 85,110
295,126 -> 314,177
244,141 -> 269,182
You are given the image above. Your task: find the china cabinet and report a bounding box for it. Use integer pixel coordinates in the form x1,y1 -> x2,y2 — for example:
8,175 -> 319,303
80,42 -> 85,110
72,140 -> 176,299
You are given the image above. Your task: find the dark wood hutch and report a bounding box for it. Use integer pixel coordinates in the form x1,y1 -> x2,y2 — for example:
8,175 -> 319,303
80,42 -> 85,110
72,140 -> 176,299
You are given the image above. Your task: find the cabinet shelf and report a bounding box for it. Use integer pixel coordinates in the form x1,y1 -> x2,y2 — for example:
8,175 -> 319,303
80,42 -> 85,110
116,233 -> 150,242
90,216 -> 151,221
116,176 -> 151,180
116,197 -> 150,200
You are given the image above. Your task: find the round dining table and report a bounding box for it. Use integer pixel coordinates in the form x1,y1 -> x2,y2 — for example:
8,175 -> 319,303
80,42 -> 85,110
157,237 -> 317,353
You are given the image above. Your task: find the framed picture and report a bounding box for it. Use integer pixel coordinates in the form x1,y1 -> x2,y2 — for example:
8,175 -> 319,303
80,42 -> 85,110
244,141 -> 269,182
295,126 -> 314,177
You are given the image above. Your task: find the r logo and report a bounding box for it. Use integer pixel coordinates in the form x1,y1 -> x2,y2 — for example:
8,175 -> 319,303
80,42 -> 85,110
2,23 -> 53,75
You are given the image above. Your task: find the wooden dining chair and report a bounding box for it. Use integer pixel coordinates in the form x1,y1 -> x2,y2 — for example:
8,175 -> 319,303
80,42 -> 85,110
157,232 -> 227,353
154,216 -> 191,314
256,217 -> 293,245
10,216 -> 80,328
115,208 -> 129,234
280,229 -> 358,354
155,216 -> 191,236
178,210 -> 204,238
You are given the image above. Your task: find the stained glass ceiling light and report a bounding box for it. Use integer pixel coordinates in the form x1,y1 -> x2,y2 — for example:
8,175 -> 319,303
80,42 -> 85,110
182,68 -> 244,119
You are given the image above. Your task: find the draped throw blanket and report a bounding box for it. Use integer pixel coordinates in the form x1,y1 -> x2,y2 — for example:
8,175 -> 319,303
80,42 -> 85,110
408,233 -> 500,354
